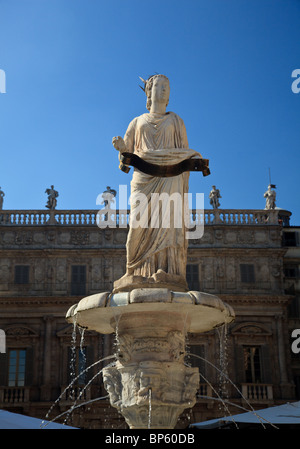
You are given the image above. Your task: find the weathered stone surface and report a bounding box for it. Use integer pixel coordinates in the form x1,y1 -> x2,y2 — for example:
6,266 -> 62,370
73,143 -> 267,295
66,287 -> 234,428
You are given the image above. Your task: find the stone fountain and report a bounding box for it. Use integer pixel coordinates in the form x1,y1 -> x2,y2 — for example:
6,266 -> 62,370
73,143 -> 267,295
66,74 -> 235,429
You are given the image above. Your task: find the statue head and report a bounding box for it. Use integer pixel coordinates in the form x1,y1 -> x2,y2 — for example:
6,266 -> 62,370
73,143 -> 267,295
140,74 -> 170,111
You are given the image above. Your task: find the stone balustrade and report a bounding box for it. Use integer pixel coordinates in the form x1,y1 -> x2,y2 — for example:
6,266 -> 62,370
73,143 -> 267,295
0,386 -> 30,403
60,385 -> 91,403
0,208 -> 283,227
241,383 -> 273,401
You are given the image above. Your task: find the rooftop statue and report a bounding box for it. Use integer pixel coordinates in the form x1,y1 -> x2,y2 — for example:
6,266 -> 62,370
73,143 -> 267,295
45,185 -> 59,210
264,184 -> 276,210
0,187 -> 4,210
112,74 -> 210,292
101,186 -> 117,210
209,185 -> 221,209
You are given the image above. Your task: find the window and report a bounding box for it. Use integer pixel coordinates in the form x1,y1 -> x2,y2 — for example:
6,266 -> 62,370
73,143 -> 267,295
283,232 -> 299,247
294,376 -> 300,400
240,264 -> 255,283
243,346 -> 261,383
71,265 -> 86,296
14,265 -> 29,284
187,344 -> 205,374
186,264 -> 200,290
8,349 -> 26,386
236,344 -> 271,384
288,296 -> 300,318
284,265 -> 299,279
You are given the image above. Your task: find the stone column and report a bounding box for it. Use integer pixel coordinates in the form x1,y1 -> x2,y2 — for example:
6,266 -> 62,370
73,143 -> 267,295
40,315 -> 53,401
276,314 -> 292,398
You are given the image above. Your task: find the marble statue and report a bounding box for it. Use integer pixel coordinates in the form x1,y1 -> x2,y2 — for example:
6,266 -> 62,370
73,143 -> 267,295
66,74 -> 235,429
112,74 -> 204,292
45,185 -> 59,210
0,187 -> 4,210
264,184 -> 276,210
101,186 -> 117,209
209,185 -> 221,209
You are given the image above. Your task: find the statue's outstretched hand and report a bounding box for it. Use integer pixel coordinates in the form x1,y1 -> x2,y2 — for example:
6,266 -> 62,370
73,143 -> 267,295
112,136 -> 127,152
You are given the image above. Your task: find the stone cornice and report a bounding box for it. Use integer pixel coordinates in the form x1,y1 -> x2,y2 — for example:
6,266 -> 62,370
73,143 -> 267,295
218,293 -> 292,305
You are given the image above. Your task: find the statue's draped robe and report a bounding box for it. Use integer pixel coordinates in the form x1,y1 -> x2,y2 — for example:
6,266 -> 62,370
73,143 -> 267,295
122,111 -> 201,282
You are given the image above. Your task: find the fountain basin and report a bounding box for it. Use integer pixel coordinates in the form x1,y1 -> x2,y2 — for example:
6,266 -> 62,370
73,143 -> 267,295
66,288 -> 234,334
66,288 -> 234,429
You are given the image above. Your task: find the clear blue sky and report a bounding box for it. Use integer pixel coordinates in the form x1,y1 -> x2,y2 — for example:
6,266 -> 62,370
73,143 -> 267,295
0,0 -> 299,224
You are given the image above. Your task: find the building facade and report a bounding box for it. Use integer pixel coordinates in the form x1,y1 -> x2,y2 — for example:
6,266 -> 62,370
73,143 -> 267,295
0,207 -> 299,428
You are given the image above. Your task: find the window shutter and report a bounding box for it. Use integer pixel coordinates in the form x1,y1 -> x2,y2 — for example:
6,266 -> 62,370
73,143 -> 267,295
0,353 -> 8,385
71,266 -> 86,295
186,264 -> 200,290
240,264 -> 255,283
85,345 -> 95,383
25,347 -> 33,386
188,344 -> 205,377
260,345 -> 272,383
67,346 -> 76,385
235,345 -> 246,384
14,266 -> 29,284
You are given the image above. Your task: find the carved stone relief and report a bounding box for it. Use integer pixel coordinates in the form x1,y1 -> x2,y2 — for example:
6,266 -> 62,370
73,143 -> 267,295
224,231 -> 237,244
255,230 -> 268,245
113,260 -> 126,282
58,232 -> 71,244
15,231 -> 33,245
201,229 -> 213,244
103,360 -> 199,429
203,259 -> 214,288
91,259 -> 102,289
226,258 -> 236,288
103,259 -> 112,281
113,230 -> 127,245
33,232 -> 46,244
1,231 -> 15,245
56,259 -> 67,290
46,231 -> 56,242
237,230 -> 255,244
71,230 -> 90,246
34,260 -> 45,289
214,229 -> 223,240
0,259 -> 10,289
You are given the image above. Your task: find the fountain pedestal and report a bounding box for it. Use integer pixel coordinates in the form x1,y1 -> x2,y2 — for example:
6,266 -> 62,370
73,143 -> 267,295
66,288 -> 234,429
